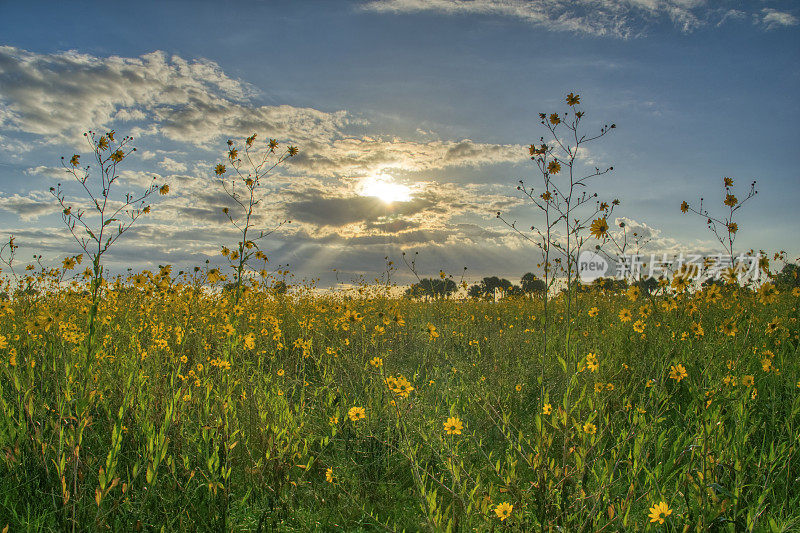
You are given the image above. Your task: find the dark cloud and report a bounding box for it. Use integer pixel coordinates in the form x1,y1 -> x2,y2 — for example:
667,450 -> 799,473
284,192 -> 437,227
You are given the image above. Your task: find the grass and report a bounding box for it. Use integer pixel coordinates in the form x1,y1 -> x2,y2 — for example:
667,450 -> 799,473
0,268 -> 798,532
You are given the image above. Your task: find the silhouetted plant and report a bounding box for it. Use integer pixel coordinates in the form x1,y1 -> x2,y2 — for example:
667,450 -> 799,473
213,134 -> 297,303
681,177 -> 757,262
51,130 -> 165,357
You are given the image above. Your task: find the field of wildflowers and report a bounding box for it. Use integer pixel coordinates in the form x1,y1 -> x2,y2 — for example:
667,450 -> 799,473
0,266 -> 798,531
0,95 -> 798,532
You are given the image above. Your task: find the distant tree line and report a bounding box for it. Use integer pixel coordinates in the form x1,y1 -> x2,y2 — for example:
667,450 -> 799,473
401,262 -> 800,300
404,273 -> 547,300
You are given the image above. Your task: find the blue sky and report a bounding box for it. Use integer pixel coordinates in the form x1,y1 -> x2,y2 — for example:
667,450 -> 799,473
0,1 -> 798,285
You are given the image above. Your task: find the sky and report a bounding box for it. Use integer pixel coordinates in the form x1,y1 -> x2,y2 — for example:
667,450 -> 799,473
0,0 -> 798,287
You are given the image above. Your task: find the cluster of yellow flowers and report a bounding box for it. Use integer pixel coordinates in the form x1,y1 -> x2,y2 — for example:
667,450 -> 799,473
385,374 -> 415,398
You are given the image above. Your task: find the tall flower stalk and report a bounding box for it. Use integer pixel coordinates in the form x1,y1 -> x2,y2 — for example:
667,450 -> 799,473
214,134 -> 297,304
51,130 -> 165,358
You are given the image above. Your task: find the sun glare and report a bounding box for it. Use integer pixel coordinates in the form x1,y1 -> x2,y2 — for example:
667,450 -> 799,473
359,175 -> 412,204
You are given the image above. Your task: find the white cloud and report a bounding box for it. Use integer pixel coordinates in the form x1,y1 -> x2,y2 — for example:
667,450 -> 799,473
361,0 -> 709,37
0,46 -> 351,146
0,191 -> 56,221
291,137 -> 527,177
759,8 -> 798,30
716,9 -> 745,27
158,157 -> 187,173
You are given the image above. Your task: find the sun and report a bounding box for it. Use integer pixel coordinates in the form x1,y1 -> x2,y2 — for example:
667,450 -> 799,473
359,175 -> 411,204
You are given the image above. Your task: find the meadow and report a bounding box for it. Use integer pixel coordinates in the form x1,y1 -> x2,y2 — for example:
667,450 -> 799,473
1,98 -> 798,532
0,264 -> 798,531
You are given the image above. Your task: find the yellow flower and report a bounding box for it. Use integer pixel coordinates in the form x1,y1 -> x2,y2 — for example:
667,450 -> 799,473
277,368 -> 285,376
586,352 -> 598,372
159,184 -> 170,195
672,275 -> 689,292
648,501 -> 672,524
542,403 -> 552,415
680,200 -> 689,213
632,319 -> 646,334
369,356 -> 383,368
549,113 -> 560,125
443,416 -> 463,435
758,283 -> 779,304
243,334 -> 255,350
720,320 -> 738,337
619,308 -> 632,322
515,383 -> 522,392
588,307 -> 599,317
724,194 -> 738,207
547,160 -> 561,174
669,364 -> 688,382
494,501 -> 513,521
566,92 -> 580,106
724,177 -> 733,187
583,421 -> 597,435
214,164 -> 226,175
348,406 -> 366,422
741,375 -> 754,387
325,467 -> 334,483
765,320 -> 780,335
427,323 -> 439,340
590,217 -> 609,239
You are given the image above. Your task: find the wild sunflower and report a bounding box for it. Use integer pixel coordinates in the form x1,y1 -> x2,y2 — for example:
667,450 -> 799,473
494,502 -> 513,521
348,406 -> 366,422
443,416 -> 463,435
669,364 -> 688,382
590,217 -> 609,239
566,92 -> 580,106
648,501 -> 672,524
